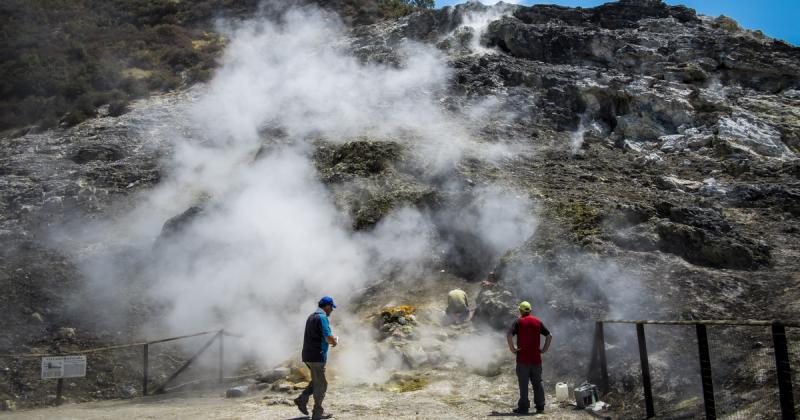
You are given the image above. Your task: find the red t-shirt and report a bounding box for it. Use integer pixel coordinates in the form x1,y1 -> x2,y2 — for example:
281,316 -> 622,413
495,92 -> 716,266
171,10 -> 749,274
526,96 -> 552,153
509,314 -> 551,365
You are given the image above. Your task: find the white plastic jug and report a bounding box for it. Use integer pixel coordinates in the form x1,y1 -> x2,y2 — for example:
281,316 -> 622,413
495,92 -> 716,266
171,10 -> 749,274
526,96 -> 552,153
555,382 -> 570,402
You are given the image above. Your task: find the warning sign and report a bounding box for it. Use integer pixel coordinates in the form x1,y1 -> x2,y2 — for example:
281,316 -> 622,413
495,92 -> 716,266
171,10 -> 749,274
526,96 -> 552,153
41,356 -> 87,379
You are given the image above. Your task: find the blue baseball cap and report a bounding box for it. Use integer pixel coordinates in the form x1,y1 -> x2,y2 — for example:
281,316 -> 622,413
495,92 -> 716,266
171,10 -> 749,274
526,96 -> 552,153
319,296 -> 337,308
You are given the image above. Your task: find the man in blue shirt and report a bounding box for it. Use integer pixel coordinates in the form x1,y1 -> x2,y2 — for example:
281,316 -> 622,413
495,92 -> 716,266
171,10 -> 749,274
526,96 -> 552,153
294,296 -> 338,420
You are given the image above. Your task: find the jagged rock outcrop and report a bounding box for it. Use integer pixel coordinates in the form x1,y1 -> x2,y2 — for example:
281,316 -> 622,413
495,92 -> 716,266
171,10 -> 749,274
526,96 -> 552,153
473,286 -> 515,330
313,139 -> 437,230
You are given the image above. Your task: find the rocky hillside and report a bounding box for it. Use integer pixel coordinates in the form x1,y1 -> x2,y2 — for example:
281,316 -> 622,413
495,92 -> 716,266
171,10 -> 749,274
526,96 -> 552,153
1,0 -> 799,416
0,0 -> 426,131
350,0 -> 800,318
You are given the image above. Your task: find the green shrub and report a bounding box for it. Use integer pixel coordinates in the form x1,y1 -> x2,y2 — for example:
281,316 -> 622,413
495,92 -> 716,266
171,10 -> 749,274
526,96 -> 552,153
63,111 -> 89,127
0,0 -> 234,131
108,99 -> 131,117
119,77 -> 149,98
187,67 -> 213,83
380,1 -> 416,18
379,0 -> 434,19
73,94 -> 99,118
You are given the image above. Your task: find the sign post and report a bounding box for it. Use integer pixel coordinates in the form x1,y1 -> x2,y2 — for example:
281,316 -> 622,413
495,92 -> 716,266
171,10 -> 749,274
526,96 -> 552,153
41,356 -> 87,405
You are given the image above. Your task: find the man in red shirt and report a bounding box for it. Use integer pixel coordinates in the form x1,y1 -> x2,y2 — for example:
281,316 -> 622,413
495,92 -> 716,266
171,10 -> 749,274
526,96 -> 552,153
507,301 -> 553,414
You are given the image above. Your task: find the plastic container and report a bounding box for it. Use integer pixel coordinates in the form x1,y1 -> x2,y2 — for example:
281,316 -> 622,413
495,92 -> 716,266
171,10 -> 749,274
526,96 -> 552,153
555,382 -> 570,402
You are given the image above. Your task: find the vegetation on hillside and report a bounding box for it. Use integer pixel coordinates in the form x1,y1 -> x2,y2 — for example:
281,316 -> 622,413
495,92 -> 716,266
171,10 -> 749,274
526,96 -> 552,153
0,0 -> 259,131
0,0 -> 434,132
380,0 -> 435,18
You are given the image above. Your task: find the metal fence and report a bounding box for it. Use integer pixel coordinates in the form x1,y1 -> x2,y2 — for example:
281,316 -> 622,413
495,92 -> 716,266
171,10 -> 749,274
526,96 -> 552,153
0,329 -> 232,406
588,320 -> 798,419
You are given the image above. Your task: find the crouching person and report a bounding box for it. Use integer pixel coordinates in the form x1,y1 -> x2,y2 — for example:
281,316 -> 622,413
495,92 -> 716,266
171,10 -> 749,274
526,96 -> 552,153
295,296 -> 338,420
506,301 -> 552,415
446,288 -> 470,324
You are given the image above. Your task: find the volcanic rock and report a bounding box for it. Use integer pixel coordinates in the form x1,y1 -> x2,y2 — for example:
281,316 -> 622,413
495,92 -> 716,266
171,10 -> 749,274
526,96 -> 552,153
225,385 -> 250,398
256,367 -> 291,384
159,206 -> 205,239
69,145 -> 124,164
116,385 -> 137,399
717,115 -> 794,158
473,287 -> 515,330
655,221 -> 770,269
55,327 -> 76,341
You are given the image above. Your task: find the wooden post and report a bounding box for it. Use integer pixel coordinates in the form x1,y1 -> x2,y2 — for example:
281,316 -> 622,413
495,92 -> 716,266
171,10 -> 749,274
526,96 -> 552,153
772,324 -> 796,420
696,324 -> 716,419
56,378 -> 64,406
636,323 -> 655,418
218,329 -> 224,384
142,343 -> 149,396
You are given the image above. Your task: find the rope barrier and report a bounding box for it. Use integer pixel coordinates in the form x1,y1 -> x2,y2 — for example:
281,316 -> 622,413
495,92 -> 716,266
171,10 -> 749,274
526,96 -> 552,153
0,330 -> 225,359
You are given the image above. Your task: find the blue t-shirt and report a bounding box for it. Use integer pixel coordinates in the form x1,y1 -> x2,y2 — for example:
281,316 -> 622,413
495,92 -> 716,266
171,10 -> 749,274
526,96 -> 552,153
302,308 -> 333,362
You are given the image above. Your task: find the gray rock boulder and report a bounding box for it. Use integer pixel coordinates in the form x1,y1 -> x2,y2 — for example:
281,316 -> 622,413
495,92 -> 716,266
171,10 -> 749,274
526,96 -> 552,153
717,115 -> 794,158
656,221 -> 770,270
225,385 -> 250,398
158,205 -> 205,240
473,287 -> 516,330
256,367 -> 290,384
116,384 -> 137,399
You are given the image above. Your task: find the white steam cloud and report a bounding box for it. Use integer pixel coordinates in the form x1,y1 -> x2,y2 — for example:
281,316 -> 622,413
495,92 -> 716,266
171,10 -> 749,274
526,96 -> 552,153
58,3 -> 539,382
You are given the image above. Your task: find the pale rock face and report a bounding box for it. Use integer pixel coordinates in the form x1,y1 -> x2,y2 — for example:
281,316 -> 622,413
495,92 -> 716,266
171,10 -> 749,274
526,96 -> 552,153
659,134 -> 686,152
717,115 -> 794,158
615,83 -> 694,141
654,175 -> 703,192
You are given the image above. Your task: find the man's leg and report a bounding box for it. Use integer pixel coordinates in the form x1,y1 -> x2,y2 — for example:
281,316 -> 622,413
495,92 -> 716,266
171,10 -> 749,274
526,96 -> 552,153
531,364 -> 545,412
307,362 -> 328,418
515,363 -> 531,413
293,364 -> 314,415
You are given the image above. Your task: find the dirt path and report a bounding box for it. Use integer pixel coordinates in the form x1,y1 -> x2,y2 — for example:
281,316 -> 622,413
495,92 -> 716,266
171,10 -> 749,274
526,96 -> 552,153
2,385 -> 601,419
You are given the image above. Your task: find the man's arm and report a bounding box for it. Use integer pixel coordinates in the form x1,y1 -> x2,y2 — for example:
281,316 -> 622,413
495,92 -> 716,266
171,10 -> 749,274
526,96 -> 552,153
541,334 -> 552,354
326,335 -> 338,347
320,315 -> 337,347
507,319 -> 519,354
506,334 -> 518,354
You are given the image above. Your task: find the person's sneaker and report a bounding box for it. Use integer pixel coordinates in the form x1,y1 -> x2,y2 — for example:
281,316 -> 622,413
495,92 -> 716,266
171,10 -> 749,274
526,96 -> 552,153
311,413 -> 333,419
512,407 -> 529,415
535,406 -> 545,414
293,397 -> 308,415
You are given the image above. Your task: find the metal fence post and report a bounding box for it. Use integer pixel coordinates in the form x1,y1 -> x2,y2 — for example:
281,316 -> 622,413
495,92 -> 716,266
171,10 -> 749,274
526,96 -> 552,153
142,343 -> 149,396
772,324 -> 796,420
696,324 -> 716,419
596,322 -> 609,394
55,378 -> 64,406
218,329 -> 224,384
637,323 -> 655,418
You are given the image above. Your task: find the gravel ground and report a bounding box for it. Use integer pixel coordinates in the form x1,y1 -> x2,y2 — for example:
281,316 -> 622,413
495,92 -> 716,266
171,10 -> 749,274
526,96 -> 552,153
1,384 -> 601,419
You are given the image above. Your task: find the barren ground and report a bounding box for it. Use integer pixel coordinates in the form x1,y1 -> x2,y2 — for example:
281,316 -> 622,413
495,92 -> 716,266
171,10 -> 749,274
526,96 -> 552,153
1,385 -> 598,419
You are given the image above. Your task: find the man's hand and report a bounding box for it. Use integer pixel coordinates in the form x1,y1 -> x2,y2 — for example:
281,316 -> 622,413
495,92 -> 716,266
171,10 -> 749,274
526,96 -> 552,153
541,334 -> 553,355
326,335 -> 338,347
506,334 -> 518,355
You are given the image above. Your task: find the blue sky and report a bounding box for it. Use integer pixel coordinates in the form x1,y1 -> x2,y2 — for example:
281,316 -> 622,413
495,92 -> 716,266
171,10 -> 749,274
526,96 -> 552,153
436,0 -> 799,45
